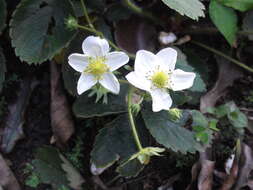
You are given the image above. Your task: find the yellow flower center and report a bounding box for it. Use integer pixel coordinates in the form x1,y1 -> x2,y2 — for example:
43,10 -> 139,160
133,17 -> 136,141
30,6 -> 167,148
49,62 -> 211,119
151,71 -> 169,89
85,57 -> 109,79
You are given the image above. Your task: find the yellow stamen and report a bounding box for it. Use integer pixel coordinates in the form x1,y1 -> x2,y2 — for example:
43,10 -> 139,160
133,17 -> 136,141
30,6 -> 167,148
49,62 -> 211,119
151,71 -> 169,89
85,56 -> 109,79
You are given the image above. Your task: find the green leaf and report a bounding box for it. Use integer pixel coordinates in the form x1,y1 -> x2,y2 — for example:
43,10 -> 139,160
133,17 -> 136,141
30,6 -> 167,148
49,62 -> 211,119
206,104 -> 230,118
73,84 -> 128,118
193,125 -> 206,133
10,0 -> 76,64
33,146 -> 85,190
209,119 -> 219,131
195,132 -> 209,144
0,0 -> 6,33
161,0 -> 205,20
219,0 -> 253,12
91,115 -> 144,177
209,0 -> 238,47
228,110 -> 248,129
141,105 -> 204,154
191,110 -> 209,128
0,46 -> 6,92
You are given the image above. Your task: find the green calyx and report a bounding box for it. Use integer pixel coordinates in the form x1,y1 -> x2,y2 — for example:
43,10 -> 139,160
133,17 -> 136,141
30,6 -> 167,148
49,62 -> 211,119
129,147 -> 165,165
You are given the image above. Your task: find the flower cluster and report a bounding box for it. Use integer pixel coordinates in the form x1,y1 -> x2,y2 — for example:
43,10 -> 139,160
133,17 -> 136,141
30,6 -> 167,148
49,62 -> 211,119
68,36 -> 196,112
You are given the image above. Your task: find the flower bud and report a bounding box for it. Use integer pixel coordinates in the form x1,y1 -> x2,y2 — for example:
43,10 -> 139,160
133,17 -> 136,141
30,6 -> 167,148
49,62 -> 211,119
65,16 -> 78,30
168,108 -> 182,121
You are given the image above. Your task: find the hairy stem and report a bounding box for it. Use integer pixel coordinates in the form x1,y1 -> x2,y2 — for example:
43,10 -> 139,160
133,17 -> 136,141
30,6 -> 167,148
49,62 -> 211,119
80,0 -> 95,29
127,87 -> 143,151
191,40 -> 253,73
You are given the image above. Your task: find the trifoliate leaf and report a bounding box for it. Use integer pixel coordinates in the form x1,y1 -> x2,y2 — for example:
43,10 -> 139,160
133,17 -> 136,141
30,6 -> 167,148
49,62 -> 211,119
209,0 -> 238,47
0,47 -> 6,93
73,84 -> 128,118
161,0 -> 205,20
141,105 -> 204,154
219,0 -> 253,12
10,0 -> 76,64
0,0 -> 6,34
33,146 -> 85,190
91,115 -> 145,177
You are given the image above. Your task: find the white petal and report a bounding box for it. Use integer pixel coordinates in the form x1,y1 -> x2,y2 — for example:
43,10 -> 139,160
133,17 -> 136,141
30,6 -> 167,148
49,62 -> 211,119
135,50 -> 159,76
171,69 -> 196,91
150,88 -> 172,112
77,73 -> 97,95
156,47 -> 177,71
126,72 -> 151,92
99,73 -> 120,94
68,53 -> 89,72
82,36 -> 109,57
105,51 -> 129,71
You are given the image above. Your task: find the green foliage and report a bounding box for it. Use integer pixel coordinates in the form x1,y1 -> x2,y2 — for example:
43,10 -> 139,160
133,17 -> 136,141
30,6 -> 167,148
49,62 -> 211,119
191,110 -> 216,144
25,174 -> 40,188
0,47 -> 6,93
161,0 -> 205,20
219,0 -> 253,12
24,163 -> 41,188
0,0 -> 6,33
206,102 -> 248,134
141,106 -> 204,154
32,146 -> 84,190
91,115 -> 144,177
73,84 -> 128,118
209,0 -> 238,47
65,136 -> 84,170
10,0 -> 76,64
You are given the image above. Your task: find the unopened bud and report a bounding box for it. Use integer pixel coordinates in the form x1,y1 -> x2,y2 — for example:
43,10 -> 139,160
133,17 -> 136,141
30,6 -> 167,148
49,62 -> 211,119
168,108 -> 182,121
65,16 -> 78,30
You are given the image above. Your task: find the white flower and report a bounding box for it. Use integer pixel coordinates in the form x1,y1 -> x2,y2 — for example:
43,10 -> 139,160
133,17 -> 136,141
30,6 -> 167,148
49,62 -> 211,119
68,36 -> 129,95
126,48 -> 196,112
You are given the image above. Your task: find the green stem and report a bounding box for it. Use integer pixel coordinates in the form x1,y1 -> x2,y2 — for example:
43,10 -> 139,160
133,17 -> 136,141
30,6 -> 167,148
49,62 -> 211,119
191,40 -> 253,73
119,79 -> 130,84
80,0 -> 95,29
127,87 -> 143,151
122,0 -> 164,27
76,24 -> 101,35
